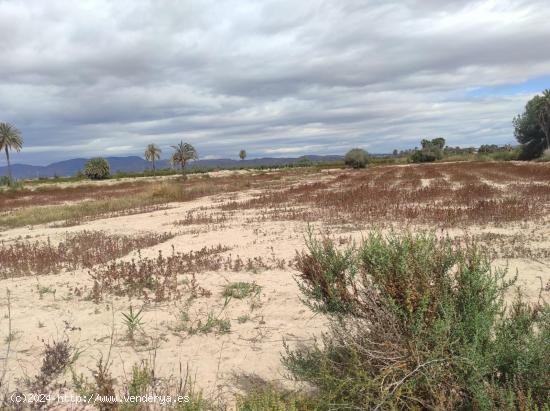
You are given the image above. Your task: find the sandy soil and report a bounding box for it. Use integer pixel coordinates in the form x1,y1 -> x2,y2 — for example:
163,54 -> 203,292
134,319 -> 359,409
17,169 -> 258,191
0,166 -> 549,409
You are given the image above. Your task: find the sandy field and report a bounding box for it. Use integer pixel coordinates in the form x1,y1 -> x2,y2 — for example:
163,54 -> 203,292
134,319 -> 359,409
0,162 -> 549,409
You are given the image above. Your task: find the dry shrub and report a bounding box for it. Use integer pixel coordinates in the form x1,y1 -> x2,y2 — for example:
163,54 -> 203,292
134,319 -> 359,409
2,339 -> 78,410
0,231 -> 174,278
221,162 -> 550,226
89,245 -> 229,302
174,210 -> 228,226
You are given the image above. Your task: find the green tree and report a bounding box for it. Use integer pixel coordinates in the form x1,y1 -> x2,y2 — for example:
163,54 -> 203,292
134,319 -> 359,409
144,144 -> 162,175
171,141 -> 198,174
344,148 -> 369,169
536,90 -> 550,149
239,149 -> 247,161
411,138 -> 444,163
0,122 -> 24,179
421,138 -> 445,150
431,137 -> 446,150
514,89 -> 550,159
83,157 -> 110,180
410,149 -> 440,163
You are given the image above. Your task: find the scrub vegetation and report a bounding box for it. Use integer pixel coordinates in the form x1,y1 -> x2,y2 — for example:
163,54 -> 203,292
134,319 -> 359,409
1,160 -> 549,410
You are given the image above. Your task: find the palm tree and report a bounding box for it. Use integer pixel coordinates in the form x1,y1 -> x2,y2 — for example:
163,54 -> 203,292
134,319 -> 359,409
239,149 -> 247,161
144,144 -> 162,175
171,141 -> 198,174
0,122 -> 23,179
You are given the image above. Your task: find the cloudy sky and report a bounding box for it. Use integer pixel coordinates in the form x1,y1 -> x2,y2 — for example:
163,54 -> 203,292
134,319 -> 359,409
1,0 -> 549,165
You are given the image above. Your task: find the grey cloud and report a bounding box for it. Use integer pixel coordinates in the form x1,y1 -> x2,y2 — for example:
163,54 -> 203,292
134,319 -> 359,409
0,0 -> 548,165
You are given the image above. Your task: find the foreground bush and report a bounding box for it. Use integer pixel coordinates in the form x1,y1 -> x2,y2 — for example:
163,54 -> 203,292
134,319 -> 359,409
83,157 -> 111,180
344,148 -> 369,168
283,231 -> 550,410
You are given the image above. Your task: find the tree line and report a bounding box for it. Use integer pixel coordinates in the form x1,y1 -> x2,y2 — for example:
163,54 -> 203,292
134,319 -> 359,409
82,142 -> 248,180
1,88 -> 549,182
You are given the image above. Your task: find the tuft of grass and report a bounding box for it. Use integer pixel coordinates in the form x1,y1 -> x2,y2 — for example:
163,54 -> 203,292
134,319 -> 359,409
36,284 -> 56,300
222,282 -> 262,300
188,312 -> 231,335
237,314 -> 251,324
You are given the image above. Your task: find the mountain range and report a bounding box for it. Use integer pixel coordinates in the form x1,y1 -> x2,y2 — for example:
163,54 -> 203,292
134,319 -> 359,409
0,155 -> 344,179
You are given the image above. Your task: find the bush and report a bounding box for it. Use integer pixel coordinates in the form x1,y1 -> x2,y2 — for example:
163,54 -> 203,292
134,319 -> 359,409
286,231 -> 550,409
488,148 -> 521,161
410,147 -> 443,163
83,157 -> 110,180
344,148 -> 369,169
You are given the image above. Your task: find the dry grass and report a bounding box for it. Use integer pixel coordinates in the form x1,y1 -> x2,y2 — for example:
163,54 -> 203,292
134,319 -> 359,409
0,181 -> 151,212
89,245 -> 230,302
221,162 -> 550,226
467,231 -> 550,260
174,210 -> 229,226
0,231 -> 174,278
88,245 -> 291,303
0,171 -> 305,229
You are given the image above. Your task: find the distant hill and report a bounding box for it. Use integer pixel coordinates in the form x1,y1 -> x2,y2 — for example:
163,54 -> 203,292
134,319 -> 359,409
0,155 -> 344,179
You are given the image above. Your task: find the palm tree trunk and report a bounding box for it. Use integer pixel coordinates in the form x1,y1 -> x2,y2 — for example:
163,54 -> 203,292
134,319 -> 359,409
5,146 -> 11,179
152,158 -> 156,176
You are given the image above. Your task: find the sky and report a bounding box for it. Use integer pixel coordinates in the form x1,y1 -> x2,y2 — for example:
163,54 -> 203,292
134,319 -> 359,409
1,0 -> 549,165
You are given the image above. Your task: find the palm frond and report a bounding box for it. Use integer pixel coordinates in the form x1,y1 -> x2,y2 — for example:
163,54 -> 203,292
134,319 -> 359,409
0,122 -> 24,152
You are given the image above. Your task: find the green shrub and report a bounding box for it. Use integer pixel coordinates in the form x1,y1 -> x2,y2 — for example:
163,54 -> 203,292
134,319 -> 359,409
223,281 -> 261,299
83,157 -> 110,180
487,148 -> 521,161
286,231 -> 550,410
344,148 -> 369,169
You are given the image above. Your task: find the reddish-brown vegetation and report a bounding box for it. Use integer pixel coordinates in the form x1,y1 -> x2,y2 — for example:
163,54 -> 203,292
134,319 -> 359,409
0,231 -> 174,278
221,162 -> 550,226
